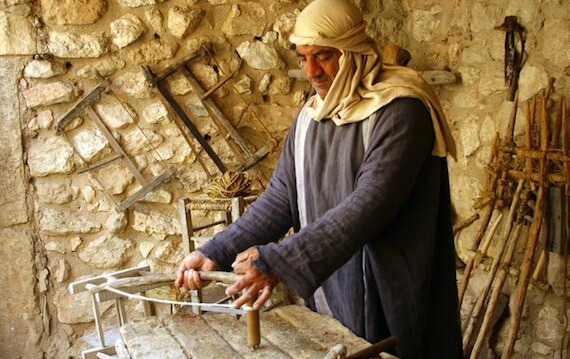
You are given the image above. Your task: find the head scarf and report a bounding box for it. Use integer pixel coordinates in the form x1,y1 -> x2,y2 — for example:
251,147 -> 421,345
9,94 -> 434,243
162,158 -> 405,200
290,0 -> 456,159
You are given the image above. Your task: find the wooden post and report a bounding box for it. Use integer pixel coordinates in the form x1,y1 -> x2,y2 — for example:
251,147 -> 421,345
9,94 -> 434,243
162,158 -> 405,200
246,301 -> 261,348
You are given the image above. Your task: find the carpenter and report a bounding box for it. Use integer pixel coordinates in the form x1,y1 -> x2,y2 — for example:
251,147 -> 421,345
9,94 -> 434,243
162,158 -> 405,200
176,0 -> 463,357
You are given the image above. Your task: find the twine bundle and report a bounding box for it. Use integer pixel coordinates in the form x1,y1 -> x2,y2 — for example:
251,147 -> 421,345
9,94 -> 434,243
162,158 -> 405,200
205,171 -> 257,198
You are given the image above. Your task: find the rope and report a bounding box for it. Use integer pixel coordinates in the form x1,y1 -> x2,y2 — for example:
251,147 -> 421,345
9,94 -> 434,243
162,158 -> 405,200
205,171 -> 259,198
85,280 -> 251,313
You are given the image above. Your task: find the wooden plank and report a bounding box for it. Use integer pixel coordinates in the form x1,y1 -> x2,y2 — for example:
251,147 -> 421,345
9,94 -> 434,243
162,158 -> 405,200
81,345 -> 116,359
56,79 -> 111,132
166,314 -> 243,358
178,198 -> 194,256
182,67 -> 251,160
259,310 -> 331,358
120,317 -> 190,359
85,106 -> 147,186
272,306 -> 371,355
69,266 -> 150,294
202,311 -> 291,359
116,166 -> 177,212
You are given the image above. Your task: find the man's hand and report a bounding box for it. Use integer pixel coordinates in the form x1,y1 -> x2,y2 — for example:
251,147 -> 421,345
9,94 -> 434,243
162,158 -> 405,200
175,251 -> 218,291
226,247 -> 278,310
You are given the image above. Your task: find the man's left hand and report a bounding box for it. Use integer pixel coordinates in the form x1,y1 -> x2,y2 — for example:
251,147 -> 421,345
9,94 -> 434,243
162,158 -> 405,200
226,247 -> 278,310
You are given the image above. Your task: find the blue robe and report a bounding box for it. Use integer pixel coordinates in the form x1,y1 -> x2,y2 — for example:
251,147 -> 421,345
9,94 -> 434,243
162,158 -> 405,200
200,98 -> 463,358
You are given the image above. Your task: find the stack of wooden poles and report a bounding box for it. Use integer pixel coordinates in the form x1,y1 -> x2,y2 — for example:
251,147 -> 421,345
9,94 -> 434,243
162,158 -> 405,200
459,81 -> 569,359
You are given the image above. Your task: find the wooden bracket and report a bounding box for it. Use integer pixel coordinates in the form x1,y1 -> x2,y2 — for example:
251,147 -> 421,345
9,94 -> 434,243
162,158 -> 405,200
55,80 -> 176,212
144,48 -> 274,175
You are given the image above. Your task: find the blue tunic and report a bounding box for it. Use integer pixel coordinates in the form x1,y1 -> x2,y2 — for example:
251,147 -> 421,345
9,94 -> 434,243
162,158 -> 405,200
200,98 -> 463,358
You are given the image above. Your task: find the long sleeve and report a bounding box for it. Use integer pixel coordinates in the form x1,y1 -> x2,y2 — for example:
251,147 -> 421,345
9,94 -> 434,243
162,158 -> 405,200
197,120 -> 299,271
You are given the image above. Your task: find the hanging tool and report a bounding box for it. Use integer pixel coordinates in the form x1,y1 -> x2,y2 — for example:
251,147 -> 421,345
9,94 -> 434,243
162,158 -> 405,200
495,16 -> 525,101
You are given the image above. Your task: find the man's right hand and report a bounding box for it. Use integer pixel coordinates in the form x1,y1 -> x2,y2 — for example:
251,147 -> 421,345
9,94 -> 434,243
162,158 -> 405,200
175,251 -> 218,291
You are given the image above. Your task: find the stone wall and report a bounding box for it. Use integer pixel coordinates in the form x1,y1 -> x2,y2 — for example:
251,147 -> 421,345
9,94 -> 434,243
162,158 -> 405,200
0,0 -> 568,358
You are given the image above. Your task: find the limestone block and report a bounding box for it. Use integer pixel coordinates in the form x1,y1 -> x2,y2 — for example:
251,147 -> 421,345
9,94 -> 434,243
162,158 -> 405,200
185,94 -> 209,117
233,74 -> 252,94
45,240 -> 67,254
411,6 -> 442,42
48,31 -> 108,58
111,14 -> 146,49
54,258 -> 71,282
221,2 -> 266,37
78,234 -> 133,269
190,63 -> 218,90
40,0 -> 106,25
133,209 -> 181,240
0,11 -> 36,55
258,73 -> 271,93
0,58 -> 30,226
143,101 -> 170,124
28,109 -> 54,131
535,305 -> 564,347
167,72 -> 192,95
127,39 -> 179,66
166,6 -> 204,39
236,40 -> 286,70
145,8 -> 165,35
70,236 -> 82,251
114,70 -> 154,99
116,0 -> 165,7
96,164 -> 134,195
122,127 -> 164,155
142,188 -> 172,204
39,207 -> 101,235
458,116 -> 481,157
53,281 -> 113,324
518,65 -> 550,102
273,10 -> 298,47
268,74 -> 292,95
140,241 -> 155,258
70,127 -> 109,162
27,136 -> 75,177
35,178 -> 75,204
0,228 -> 41,358
81,185 -> 96,203
23,81 -> 80,108
24,59 -> 67,79
76,56 -> 126,79
153,241 -> 183,264
95,102 -> 136,129
105,211 -> 128,234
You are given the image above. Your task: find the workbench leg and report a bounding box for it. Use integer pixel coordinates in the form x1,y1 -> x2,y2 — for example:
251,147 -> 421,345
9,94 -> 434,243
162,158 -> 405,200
91,293 -> 106,347
116,297 -> 127,327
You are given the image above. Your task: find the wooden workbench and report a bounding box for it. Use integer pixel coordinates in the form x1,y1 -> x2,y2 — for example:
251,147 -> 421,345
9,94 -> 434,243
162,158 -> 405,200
119,304 -> 378,358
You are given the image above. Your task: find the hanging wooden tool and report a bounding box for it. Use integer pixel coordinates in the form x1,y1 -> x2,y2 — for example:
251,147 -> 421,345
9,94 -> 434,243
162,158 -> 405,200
495,16 -> 525,101
56,80 -> 177,212
143,48 -> 274,176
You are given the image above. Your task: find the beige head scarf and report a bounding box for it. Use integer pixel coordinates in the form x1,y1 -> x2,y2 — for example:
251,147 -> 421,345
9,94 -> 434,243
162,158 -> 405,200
290,0 -> 456,159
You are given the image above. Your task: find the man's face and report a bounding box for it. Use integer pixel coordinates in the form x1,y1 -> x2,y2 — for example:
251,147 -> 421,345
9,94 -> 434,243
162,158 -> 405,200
296,45 -> 342,97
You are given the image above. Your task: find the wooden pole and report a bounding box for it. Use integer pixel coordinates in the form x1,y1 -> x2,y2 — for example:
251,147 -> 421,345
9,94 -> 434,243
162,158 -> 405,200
501,93 -> 551,358
458,134 -> 501,305
463,180 -> 525,354
470,223 -> 525,358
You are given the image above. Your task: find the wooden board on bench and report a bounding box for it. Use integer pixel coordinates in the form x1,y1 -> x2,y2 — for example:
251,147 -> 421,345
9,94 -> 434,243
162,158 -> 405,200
120,304 -> 372,359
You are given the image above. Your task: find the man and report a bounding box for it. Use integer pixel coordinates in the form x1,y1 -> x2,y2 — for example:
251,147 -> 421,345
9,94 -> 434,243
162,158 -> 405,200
176,0 -> 463,357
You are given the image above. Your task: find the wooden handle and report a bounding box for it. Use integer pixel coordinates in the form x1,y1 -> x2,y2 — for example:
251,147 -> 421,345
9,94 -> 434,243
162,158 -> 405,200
197,271 -> 243,284
246,301 -> 261,348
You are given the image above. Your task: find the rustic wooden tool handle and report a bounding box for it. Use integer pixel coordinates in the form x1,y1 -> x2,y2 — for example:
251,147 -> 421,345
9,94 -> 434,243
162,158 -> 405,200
197,271 -> 243,284
345,336 -> 399,359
